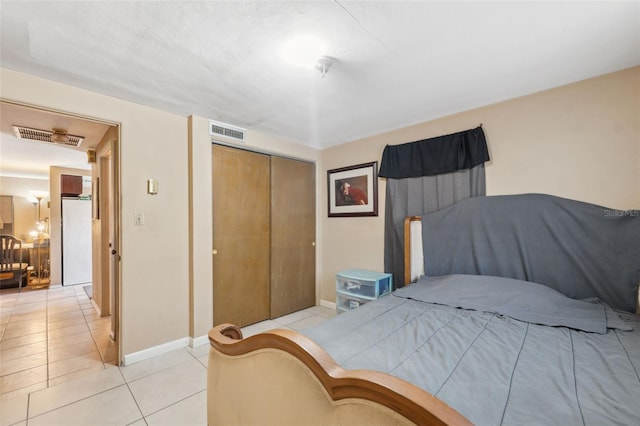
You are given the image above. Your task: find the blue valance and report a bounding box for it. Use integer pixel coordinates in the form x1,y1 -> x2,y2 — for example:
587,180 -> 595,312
379,126 -> 489,179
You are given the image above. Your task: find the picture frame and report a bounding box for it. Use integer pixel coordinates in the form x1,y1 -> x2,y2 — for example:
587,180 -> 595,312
92,177 -> 100,219
327,161 -> 378,217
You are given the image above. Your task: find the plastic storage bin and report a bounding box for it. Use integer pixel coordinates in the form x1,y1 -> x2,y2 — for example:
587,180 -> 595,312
335,269 -> 393,313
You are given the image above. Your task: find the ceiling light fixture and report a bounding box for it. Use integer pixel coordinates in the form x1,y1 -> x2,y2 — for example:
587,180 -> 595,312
282,35 -> 333,77
315,56 -> 333,78
12,125 -> 84,146
50,128 -> 70,144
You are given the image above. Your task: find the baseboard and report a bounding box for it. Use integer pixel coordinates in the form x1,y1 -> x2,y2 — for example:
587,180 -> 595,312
122,337 -> 190,366
320,299 -> 336,310
190,335 -> 209,348
90,298 -> 102,317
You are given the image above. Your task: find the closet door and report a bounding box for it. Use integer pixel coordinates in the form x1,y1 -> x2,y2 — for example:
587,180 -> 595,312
270,156 -> 316,318
212,145 -> 270,327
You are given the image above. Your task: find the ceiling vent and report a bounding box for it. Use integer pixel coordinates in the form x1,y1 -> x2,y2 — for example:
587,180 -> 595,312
209,120 -> 246,144
12,126 -> 84,147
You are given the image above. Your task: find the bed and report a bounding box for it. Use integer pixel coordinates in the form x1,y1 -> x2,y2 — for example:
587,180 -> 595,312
208,193 -> 640,425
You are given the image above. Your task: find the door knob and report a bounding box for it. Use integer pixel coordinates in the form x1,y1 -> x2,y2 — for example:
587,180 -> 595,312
212,249 -> 218,255
311,242 -> 316,246
111,249 -> 117,255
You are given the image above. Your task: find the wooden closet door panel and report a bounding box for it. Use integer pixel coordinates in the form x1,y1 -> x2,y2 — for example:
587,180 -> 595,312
270,156 -> 316,318
212,145 -> 271,327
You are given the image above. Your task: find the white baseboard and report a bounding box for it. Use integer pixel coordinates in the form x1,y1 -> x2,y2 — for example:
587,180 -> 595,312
190,335 -> 209,348
122,337 -> 190,366
320,299 -> 336,310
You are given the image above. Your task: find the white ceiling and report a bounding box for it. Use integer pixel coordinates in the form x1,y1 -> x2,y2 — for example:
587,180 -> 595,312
1,1 -> 639,154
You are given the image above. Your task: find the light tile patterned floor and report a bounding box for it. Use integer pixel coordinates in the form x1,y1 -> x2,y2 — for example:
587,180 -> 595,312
0,285 -> 116,400
0,285 -> 335,425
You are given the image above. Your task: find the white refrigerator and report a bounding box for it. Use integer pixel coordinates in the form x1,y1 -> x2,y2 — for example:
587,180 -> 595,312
61,198 -> 92,286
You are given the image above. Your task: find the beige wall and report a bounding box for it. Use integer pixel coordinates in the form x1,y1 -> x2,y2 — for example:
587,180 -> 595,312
319,66 -> 640,303
187,116 -> 212,340
0,176 -> 50,239
1,68 -> 190,357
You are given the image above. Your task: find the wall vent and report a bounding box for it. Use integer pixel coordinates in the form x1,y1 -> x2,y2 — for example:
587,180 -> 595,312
12,125 -> 84,147
209,120 -> 246,144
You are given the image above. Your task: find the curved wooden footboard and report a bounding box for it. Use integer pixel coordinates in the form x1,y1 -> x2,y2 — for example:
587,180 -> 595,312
208,324 -> 471,426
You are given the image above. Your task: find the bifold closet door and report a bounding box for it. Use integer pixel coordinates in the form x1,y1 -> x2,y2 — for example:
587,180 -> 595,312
212,145 -> 270,327
270,156 -> 316,318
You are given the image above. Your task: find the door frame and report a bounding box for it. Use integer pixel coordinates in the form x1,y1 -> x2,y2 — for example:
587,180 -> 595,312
0,99 -> 123,363
93,124 -> 122,362
97,141 -> 120,345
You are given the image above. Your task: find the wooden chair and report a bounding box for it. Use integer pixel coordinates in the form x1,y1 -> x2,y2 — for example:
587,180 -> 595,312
0,235 -> 28,290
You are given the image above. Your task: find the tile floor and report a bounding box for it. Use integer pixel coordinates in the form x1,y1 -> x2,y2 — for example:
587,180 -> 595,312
0,285 -> 336,425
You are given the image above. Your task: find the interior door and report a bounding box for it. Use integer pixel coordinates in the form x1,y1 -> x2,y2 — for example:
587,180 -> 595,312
212,145 -> 271,327
270,156 -> 316,318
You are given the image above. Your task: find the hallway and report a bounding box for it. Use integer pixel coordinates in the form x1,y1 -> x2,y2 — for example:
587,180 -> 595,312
0,284 -> 116,398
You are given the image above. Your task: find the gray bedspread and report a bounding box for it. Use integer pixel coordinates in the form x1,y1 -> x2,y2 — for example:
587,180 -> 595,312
302,277 -> 640,426
421,194 -> 640,313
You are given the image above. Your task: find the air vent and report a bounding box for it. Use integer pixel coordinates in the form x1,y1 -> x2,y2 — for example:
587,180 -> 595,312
209,120 -> 246,144
12,126 -> 84,147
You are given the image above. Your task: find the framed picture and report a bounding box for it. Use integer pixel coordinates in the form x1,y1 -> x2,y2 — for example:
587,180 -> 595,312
327,161 -> 378,217
92,177 -> 99,219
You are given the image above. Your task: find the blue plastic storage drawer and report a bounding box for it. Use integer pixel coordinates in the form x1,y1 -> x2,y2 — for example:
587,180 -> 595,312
335,269 -> 392,300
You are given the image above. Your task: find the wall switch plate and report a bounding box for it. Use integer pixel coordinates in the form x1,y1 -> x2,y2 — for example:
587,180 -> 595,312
134,211 -> 145,226
147,179 -> 158,195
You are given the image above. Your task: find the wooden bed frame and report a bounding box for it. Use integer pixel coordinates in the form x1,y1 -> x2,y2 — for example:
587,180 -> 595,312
207,216 -> 471,425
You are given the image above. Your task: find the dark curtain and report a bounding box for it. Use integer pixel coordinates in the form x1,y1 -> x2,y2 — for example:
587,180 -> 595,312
379,126 -> 489,178
380,126 -> 489,288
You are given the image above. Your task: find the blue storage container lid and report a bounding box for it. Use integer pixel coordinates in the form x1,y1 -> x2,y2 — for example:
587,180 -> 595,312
337,269 -> 391,281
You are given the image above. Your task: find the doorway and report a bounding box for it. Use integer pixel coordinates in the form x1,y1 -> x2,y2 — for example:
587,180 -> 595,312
0,100 -> 122,365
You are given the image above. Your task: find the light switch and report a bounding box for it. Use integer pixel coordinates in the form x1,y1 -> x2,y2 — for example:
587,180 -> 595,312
147,179 -> 158,195
134,211 -> 145,226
